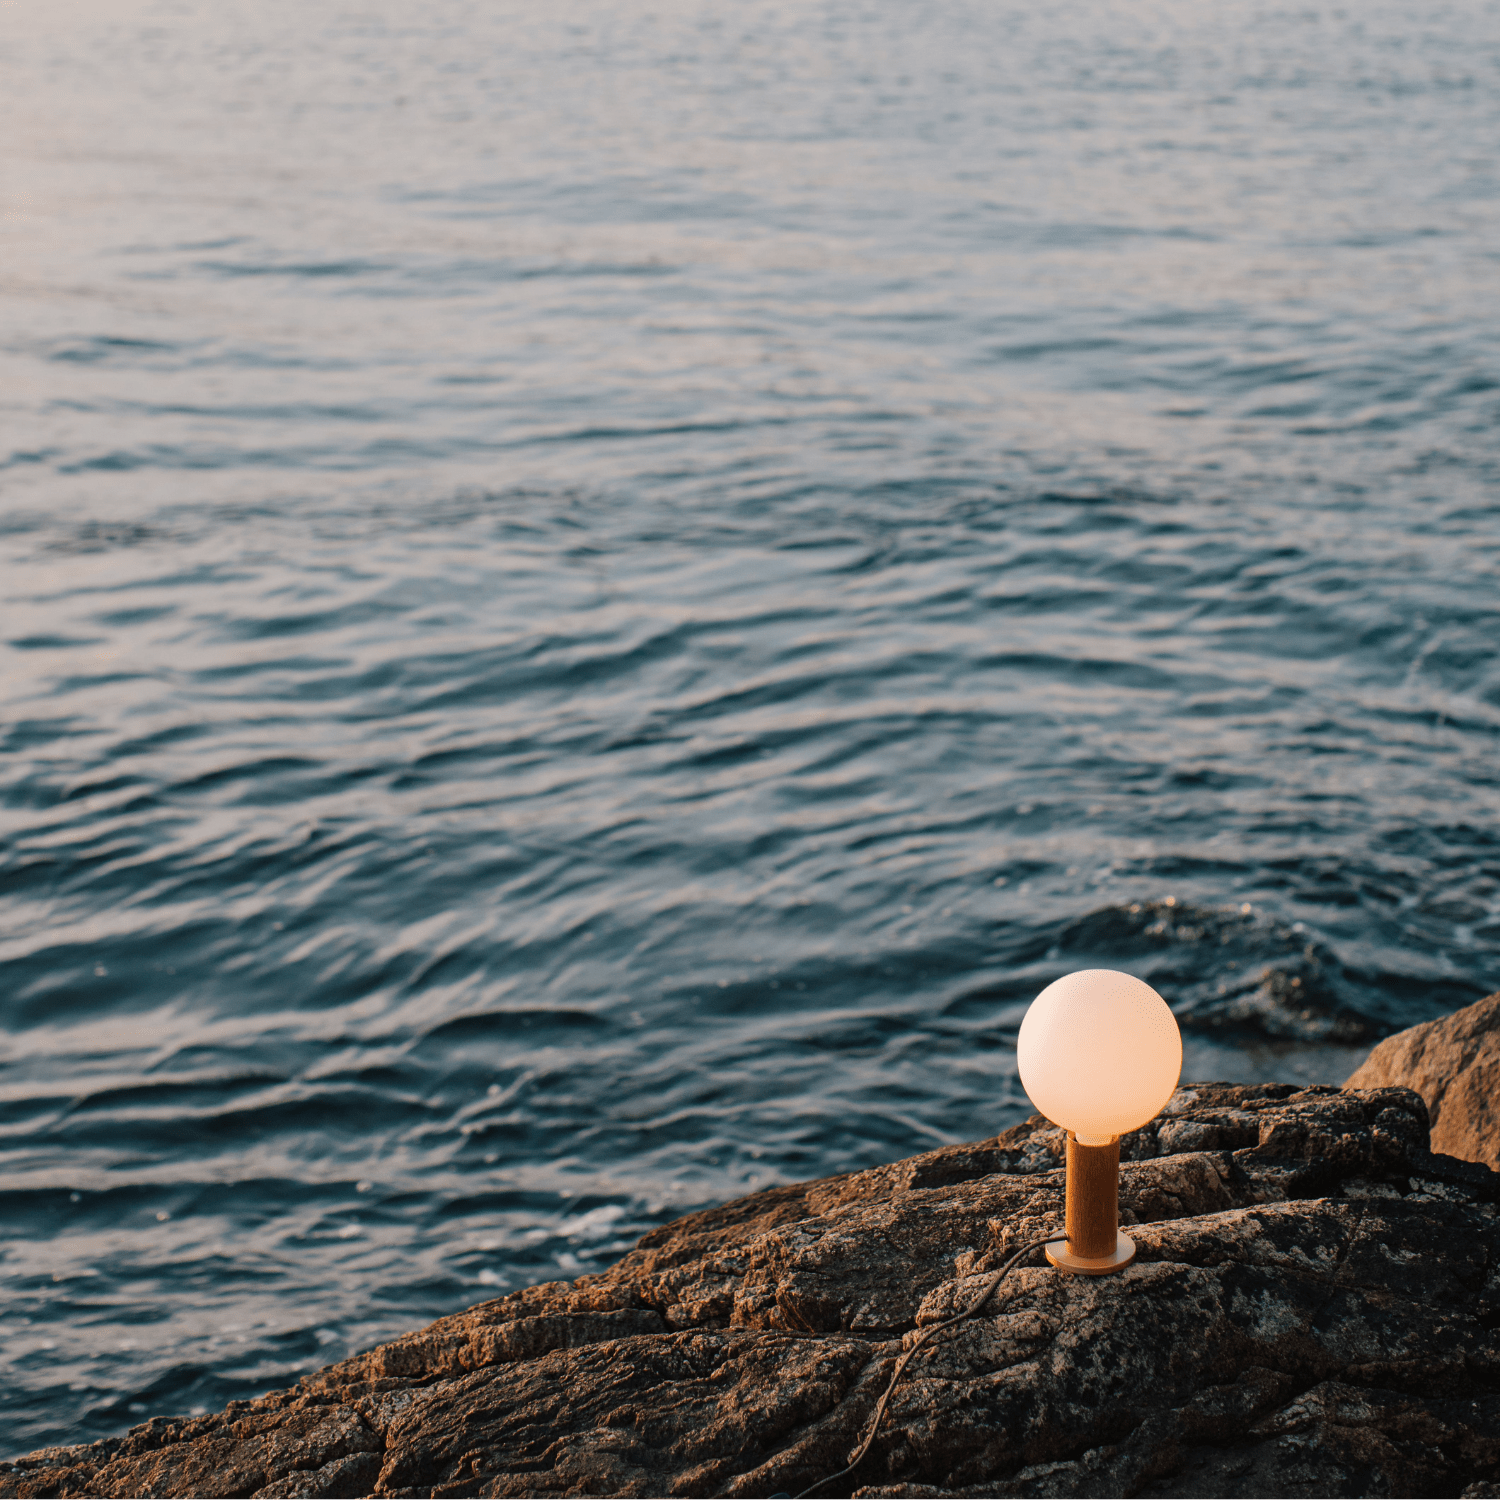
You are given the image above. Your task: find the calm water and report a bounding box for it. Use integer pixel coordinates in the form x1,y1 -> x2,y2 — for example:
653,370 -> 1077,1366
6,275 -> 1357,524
3,0 -> 1500,1454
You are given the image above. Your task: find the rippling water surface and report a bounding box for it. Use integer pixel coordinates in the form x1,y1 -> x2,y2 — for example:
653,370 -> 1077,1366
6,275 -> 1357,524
4,0 -> 1500,1453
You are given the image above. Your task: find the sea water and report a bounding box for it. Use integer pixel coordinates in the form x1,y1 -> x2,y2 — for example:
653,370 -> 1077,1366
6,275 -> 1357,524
2,0 -> 1498,1452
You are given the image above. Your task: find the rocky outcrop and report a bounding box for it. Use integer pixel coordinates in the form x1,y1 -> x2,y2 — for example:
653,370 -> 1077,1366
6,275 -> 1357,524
4,1083 -> 1498,1499
1346,990 -> 1500,1171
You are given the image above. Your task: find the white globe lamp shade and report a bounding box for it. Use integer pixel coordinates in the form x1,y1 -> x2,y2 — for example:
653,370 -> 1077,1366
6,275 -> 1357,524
1017,969 -> 1182,1144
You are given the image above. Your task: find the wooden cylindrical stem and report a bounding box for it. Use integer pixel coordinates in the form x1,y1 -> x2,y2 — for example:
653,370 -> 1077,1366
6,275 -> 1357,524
1064,1136 -> 1120,1259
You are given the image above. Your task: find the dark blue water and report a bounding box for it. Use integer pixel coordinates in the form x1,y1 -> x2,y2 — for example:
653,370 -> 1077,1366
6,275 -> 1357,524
3,0 -> 1500,1456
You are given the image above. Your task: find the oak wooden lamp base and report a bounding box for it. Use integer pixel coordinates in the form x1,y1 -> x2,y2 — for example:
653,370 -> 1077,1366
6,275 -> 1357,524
1050,1133 -> 1136,1276
1046,1231 -> 1136,1275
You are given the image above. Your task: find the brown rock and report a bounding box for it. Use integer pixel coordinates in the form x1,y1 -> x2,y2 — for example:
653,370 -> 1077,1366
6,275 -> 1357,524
3,1082 -> 1497,1499
1345,990 -> 1500,1169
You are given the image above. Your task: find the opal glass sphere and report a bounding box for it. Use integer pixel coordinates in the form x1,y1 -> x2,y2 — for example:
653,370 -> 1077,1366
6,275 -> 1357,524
1017,969 -> 1182,1142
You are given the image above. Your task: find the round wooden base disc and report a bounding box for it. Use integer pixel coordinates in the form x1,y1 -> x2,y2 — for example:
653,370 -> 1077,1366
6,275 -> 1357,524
1045,1231 -> 1136,1276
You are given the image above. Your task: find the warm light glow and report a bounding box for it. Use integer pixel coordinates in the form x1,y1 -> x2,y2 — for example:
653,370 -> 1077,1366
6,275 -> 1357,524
1017,969 -> 1182,1142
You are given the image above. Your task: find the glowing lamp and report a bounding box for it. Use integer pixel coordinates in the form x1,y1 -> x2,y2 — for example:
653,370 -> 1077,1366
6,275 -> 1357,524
1017,969 -> 1182,1274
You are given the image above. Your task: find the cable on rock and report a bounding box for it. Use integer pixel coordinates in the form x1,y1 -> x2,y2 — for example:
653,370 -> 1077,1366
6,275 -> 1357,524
779,1233 -> 1064,1500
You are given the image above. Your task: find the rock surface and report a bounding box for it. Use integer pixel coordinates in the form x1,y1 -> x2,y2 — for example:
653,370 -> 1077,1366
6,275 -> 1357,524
5,1083 -> 1499,1499
1346,990 -> 1500,1171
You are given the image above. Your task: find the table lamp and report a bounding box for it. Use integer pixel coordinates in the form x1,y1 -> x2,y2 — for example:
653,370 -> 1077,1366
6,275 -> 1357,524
1017,968 -> 1182,1274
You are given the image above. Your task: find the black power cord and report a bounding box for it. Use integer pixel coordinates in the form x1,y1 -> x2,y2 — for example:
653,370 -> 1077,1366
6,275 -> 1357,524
770,1234 -> 1064,1500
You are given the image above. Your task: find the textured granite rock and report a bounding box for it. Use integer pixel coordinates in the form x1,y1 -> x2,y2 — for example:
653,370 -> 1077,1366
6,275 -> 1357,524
1346,990 -> 1500,1171
5,1083 -> 1498,1499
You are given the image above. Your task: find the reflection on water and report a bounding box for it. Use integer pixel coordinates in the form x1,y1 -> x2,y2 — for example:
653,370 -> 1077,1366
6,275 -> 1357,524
3,0 -> 1499,1456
